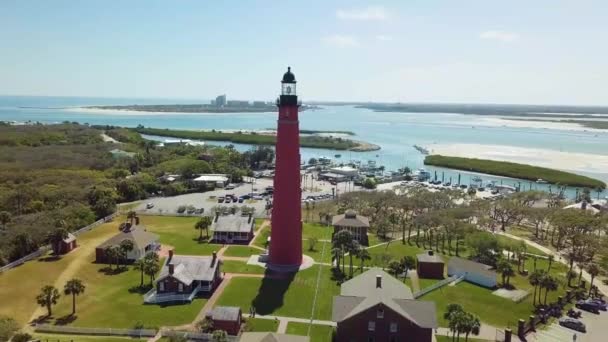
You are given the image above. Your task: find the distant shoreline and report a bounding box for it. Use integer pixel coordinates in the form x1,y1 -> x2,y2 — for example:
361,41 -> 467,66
81,103 -> 320,114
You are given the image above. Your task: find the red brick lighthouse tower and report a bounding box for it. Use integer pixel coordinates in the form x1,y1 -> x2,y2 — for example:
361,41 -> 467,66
269,67 -> 302,268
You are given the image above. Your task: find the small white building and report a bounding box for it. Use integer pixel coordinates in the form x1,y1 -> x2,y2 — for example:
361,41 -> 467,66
329,166 -> 359,177
447,257 -> 497,288
193,174 -> 229,187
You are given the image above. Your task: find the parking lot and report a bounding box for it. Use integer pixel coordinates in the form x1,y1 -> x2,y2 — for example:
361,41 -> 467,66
133,175 -> 352,217
531,309 -> 608,342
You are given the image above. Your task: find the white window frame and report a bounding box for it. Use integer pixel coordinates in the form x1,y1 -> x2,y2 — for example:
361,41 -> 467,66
390,322 -> 398,333
159,282 -> 165,292
368,321 -> 375,331
178,283 -> 184,292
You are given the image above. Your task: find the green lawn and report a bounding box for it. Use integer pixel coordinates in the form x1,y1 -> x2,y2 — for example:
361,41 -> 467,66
303,241 -> 332,263
243,317 -> 279,333
302,223 -> 333,240
254,218 -> 267,232
419,278 -> 443,290
214,265 -> 341,320
367,241 -> 426,266
140,216 -> 221,256
223,246 -> 262,258
222,260 -> 265,274
285,322 -> 334,342
35,334 -> 146,342
252,227 -> 270,249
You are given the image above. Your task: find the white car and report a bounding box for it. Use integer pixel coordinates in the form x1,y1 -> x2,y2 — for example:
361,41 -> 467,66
146,203 -> 154,209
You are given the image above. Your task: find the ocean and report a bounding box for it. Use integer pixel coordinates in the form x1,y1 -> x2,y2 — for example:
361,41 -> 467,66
2,95 -> 607,198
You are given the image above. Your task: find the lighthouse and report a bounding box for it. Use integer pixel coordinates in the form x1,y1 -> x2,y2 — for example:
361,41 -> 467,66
268,67 -> 303,268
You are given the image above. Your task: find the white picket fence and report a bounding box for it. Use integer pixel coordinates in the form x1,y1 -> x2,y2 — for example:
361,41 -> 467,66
161,329 -> 237,341
0,213 -> 117,273
34,324 -> 157,338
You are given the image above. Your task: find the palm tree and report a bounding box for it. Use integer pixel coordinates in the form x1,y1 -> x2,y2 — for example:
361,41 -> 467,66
547,255 -> 554,272
63,278 -> 85,315
529,270 -> 544,306
357,248 -> 371,271
331,247 -> 342,270
496,258 -> 514,287
47,228 -> 69,255
126,211 -> 137,226
144,252 -> 160,285
444,303 -> 463,340
541,275 -> 559,305
462,312 -> 481,342
401,256 -> 416,281
133,259 -> 146,287
587,263 -> 600,296
348,241 -> 360,277
36,285 -> 60,317
119,239 -> 135,267
195,216 -> 213,241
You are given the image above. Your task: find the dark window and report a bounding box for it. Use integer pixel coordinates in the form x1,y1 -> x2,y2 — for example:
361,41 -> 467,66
367,337 -> 375,342
390,336 -> 397,342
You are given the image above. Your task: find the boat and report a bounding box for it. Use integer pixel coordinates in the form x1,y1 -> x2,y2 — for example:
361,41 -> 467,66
472,176 -> 482,182
334,154 -> 341,158
536,178 -> 548,184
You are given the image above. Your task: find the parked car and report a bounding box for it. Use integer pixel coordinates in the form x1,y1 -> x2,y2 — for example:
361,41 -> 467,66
218,196 -> 225,203
238,198 -> 244,203
253,195 -> 264,200
576,299 -> 601,314
146,203 -> 154,209
558,317 -> 586,332
586,298 -> 607,311
241,194 -> 251,200
194,208 -> 204,214
225,184 -> 236,190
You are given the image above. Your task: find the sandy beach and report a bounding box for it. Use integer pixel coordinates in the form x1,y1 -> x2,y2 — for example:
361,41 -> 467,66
477,117 -> 607,133
425,143 -> 608,176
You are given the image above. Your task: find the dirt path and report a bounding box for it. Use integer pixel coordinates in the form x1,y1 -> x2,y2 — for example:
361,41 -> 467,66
26,229 -> 115,327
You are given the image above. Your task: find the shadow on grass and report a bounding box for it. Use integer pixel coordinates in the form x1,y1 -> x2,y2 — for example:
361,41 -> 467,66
128,284 -> 153,294
98,266 -> 128,275
54,314 -> 77,325
251,270 -> 295,316
39,255 -> 61,262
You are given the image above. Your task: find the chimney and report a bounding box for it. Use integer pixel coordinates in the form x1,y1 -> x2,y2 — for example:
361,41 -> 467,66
376,275 -> 382,288
212,251 -> 217,267
168,263 -> 174,275
168,249 -> 174,261
428,250 -> 434,256
248,213 -> 253,223
135,216 -> 140,225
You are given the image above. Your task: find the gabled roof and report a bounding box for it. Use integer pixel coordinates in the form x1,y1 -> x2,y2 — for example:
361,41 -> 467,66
448,257 -> 496,278
212,214 -> 255,233
332,268 -> 437,329
332,211 -> 370,228
239,332 -> 309,342
62,233 -> 76,244
97,226 -> 158,250
207,306 -> 241,322
157,255 -> 220,286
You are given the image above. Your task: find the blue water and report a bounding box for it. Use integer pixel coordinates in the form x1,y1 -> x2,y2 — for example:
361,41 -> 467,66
1,95 -> 607,198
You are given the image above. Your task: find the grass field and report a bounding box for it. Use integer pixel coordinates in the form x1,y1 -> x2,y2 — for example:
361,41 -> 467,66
139,215 -> 221,255
214,265 -> 342,320
243,317 -> 279,333
424,155 -> 606,189
302,223 -> 332,240
221,260 -> 265,274
223,246 -> 263,258
285,322 -> 334,342
303,241 -> 332,263
0,215 -> 209,328
252,227 -> 270,249
35,334 -> 147,342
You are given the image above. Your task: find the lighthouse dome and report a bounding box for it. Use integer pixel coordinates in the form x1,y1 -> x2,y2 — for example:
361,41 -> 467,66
282,67 -> 296,83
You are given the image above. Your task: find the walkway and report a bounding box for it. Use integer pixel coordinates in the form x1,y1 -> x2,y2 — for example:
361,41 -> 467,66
497,232 -> 608,296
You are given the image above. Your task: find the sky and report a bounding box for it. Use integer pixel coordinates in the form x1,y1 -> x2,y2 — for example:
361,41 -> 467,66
1,0 -> 607,105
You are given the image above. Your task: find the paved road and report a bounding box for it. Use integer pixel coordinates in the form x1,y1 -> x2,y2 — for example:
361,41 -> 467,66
530,310 -> 608,342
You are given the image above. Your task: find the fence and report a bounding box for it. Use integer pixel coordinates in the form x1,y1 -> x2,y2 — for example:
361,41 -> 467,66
161,329 -> 238,342
35,324 -> 157,338
0,213 -> 117,274
413,275 -> 459,298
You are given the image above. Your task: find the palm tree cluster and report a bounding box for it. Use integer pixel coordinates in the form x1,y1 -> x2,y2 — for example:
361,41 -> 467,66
35,278 -> 85,317
444,304 -> 481,341
387,256 -> 416,281
133,252 -> 161,288
528,270 -> 560,306
195,216 -> 213,241
332,230 -> 360,278
103,239 -> 135,271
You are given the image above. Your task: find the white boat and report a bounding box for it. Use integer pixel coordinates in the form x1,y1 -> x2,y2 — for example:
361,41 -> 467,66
536,178 -> 548,184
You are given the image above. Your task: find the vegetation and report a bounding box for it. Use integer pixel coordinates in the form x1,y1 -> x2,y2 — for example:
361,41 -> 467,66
285,322 -> 334,342
0,316 -> 19,342
132,126 -> 362,150
424,155 -> 605,188
243,317 -> 279,332
36,285 -> 61,317
63,278 -> 86,315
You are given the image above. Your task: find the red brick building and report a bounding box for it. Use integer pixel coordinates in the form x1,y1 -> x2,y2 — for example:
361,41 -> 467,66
56,233 -> 77,255
205,306 -> 242,336
332,268 -> 437,342
416,251 -> 445,279
332,210 -> 370,245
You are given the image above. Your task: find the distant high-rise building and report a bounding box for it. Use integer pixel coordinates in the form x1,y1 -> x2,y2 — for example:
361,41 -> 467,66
252,101 -> 266,107
226,100 -> 249,107
215,94 -> 227,107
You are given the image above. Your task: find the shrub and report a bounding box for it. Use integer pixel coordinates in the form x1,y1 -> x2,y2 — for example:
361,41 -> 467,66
177,205 -> 187,213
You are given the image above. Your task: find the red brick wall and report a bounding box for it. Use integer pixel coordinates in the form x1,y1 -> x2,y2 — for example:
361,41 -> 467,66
336,303 -> 433,342
213,318 -> 241,336
95,248 -> 106,263
157,276 -> 193,293
417,262 -> 444,279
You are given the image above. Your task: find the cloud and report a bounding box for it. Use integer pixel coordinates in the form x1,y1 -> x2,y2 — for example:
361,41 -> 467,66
336,6 -> 388,21
479,30 -> 519,42
322,34 -> 359,48
376,35 -> 393,41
